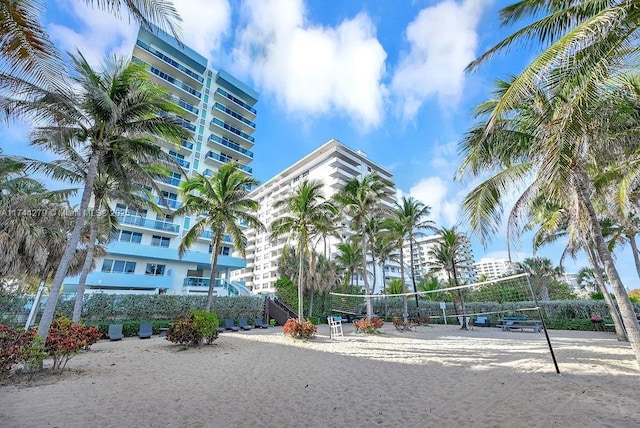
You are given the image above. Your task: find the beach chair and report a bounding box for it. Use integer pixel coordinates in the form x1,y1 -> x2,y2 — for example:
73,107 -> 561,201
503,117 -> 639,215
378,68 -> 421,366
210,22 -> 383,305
224,318 -> 239,332
254,317 -> 269,329
108,324 -> 124,341
238,317 -> 252,331
138,323 -> 153,339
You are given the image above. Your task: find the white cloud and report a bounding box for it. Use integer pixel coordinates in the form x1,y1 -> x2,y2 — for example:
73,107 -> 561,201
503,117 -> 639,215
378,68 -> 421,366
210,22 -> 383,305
391,0 -> 489,120
48,1 -> 136,66
232,0 -> 387,130
406,176 -> 460,228
173,0 -> 231,60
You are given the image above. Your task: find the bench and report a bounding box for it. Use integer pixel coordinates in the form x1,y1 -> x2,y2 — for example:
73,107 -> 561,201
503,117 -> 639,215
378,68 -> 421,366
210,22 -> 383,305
500,319 -> 541,333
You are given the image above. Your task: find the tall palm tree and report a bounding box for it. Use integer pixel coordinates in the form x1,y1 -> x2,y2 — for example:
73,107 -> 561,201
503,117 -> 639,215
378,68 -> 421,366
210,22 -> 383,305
2,52 -> 190,340
334,173 -> 392,319
374,232 -> 399,317
334,240 -> 362,293
395,196 -> 435,315
382,213 -> 411,324
270,179 -> 336,322
175,163 -> 262,312
428,227 -> 469,329
521,257 -> 563,301
1,0 -> 181,89
457,73 -> 640,363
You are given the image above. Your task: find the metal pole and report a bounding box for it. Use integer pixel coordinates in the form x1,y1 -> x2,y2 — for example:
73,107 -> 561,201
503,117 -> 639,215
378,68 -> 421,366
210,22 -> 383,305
526,274 -> 560,374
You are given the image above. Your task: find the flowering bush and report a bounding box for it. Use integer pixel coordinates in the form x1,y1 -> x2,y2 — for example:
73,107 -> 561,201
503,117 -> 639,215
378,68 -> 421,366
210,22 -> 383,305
0,324 -> 23,376
45,315 -> 102,370
282,318 -> 317,339
353,317 -> 384,334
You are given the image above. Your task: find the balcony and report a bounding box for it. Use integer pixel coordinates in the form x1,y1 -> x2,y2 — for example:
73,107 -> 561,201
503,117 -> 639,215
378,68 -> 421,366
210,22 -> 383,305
135,40 -> 204,83
167,94 -> 199,119
169,154 -> 190,169
213,87 -> 257,116
159,176 -> 182,188
203,154 -> 253,174
116,215 -> 180,233
181,140 -> 194,151
208,134 -> 253,159
133,57 -> 202,100
156,197 -> 181,209
199,230 -> 232,243
210,118 -> 254,143
213,102 -> 255,132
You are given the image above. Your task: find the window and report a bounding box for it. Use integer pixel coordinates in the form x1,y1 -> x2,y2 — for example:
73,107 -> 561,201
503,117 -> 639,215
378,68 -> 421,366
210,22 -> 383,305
115,203 -> 147,218
220,247 -> 230,256
117,229 -> 142,243
101,259 -> 136,274
151,235 -> 170,248
145,263 -> 165,276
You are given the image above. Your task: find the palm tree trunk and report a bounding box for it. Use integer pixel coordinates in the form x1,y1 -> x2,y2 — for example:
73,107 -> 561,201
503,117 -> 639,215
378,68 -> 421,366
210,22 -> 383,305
452,261 -> 467,330
380,259 -> 388,318
37,151 -> 100,340
576,172 -> 640,367
361,230 -> 373,319
72,201 -> 101,323
585,243 -> 627,341
206,230 -> 222,312
409,239 -> 420,316
399,246 -> 408,324
298,245 -> 304,322
627,234 -> 640,280
308,292 -> 314,318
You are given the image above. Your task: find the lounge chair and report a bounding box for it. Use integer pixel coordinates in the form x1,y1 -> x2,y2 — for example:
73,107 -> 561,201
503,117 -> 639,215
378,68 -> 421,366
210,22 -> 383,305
138,323 -> 153,339
238,317 -> 252,331
254,317 -> 269,329
224,318 -> 239,332
108,324 -> 124,341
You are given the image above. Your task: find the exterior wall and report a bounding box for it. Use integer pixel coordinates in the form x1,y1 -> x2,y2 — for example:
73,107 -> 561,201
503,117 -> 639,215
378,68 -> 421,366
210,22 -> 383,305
402,234 -> 477,285
232,139 -> 396,295
64,27 -> 258,296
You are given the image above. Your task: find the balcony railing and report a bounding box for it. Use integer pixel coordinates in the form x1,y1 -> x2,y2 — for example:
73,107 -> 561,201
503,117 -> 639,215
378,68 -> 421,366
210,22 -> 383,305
135,40 -> 204,83
181,140 -> 194,150
160,176 -> 181,187
167,94 -> 199,115
169,155 -> 190,169
208,134 -> 253,158
215,88 -> 256,114
116,215 -> 179,233
213,102 -> 255,128
200,230 -> 232,242
157,197 -> 181,209
138,58 -> 202,99
204,154 -> 253,174
182,278 -> 247,296
210,118 -> 255,142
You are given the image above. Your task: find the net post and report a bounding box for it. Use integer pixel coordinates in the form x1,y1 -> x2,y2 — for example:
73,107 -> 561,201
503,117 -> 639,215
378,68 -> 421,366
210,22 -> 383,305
526,274 -> 561,374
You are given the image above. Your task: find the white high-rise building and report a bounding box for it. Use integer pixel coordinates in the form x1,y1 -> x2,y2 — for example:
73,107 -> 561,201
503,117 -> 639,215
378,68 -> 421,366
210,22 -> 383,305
402,235 -> 477,285
232,139 -> 399,295
64,27 -> 258,296
474,257 -> 519,280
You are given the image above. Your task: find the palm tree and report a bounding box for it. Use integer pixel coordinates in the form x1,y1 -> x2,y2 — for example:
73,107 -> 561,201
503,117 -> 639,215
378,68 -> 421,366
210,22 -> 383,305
270,179 -> 336,322
175,163 -> 262,312
457,74 -> 640,362
334,173 -> 393,319
2,52 -> 190,340
428,227 -> 469,329
382,213 -> 411,324
521,257 -> 563,301
395,196 -> 436,315
1,0 -> 181,89
334,240 -> 362,293
374,232 -> 399,317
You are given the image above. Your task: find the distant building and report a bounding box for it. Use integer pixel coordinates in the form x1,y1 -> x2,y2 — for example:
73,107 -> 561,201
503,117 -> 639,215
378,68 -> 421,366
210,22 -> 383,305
231,139 -> 400,294
473,257 -> 519,280
403,234 -> 477,285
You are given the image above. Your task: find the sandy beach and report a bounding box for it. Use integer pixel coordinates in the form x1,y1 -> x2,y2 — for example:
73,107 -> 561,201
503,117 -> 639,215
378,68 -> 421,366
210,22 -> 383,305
1,324 -> 638,428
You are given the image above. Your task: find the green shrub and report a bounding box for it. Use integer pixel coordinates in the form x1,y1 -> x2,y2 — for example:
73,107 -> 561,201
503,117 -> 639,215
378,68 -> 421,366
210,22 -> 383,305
190,310 -> 219,345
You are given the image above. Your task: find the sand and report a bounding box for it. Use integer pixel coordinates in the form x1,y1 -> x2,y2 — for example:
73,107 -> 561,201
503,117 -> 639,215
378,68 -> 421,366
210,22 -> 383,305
1,323 -> 639,428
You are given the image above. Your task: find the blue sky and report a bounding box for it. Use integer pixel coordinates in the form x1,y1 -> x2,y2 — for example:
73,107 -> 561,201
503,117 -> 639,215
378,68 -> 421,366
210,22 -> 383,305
1,0 -> 638,289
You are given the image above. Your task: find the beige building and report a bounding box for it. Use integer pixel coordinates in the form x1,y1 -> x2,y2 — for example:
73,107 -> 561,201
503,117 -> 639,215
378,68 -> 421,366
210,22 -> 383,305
232,139 -> 397,294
